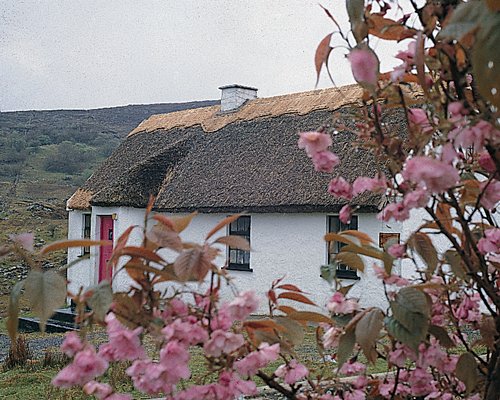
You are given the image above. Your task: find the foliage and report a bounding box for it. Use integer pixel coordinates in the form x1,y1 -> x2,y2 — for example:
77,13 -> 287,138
2,1 -> 500,399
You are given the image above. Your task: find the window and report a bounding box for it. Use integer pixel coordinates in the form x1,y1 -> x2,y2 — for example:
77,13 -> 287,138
227,216 -> 251,271
82,214 -> 91,255
328,215 -> 359,279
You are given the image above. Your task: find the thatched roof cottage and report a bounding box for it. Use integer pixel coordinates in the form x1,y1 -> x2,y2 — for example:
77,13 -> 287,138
66,84 -> 409,310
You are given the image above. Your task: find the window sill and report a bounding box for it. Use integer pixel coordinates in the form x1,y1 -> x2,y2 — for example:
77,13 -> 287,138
225,265 -> 253,272
336,271 -> 360,280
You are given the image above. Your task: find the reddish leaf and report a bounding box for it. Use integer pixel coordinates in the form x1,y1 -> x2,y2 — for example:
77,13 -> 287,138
278,291 -> 316,306
115,225 -> 137,252
147,225 -> 183,252
214,235 -> 250,251
173,247 -> 212,281
367,13 -> 417,41
268,289 -> 277,304
153,214 -> 176,231
244,318 -> 285,331
277,305 -> 297,315
119,246 -> 164,264
170,212 -> 197,233
415,31 -> 427,92
315,33 -> 333,86
276,284 -> 305,293
205,214 -> 243,241
287,311 -> 333,324
320,5 -> 342,31
41,239 -> 111,254
341,230 -> 373,245
145,195 -> 155,215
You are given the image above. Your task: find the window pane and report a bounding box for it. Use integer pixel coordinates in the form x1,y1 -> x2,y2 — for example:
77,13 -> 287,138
228,216 -> 251,269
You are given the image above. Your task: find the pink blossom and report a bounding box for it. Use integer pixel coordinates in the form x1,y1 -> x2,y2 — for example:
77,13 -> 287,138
450,120 -> 499,151
339,205 -> 352,224
312,150 -> 340,173
441,143 -> 459,164
395,41 -> 416,65
105,394 -> 133,400
390,64 -> 406,83
339,360 -> 366,375
478,152 -> 496,173
275,359 -> 309,385
454,293 -> 481,325
323,326 -> 342,349
52,347 -> 108,388
98,313 -> 145,362
127,341 -> 190,395
227,290 -> 259,320
210,306 -> 234,330
402,157 -> 460,193
388,244 -> 406,258
352,176 -> 387,196
204,330 -> 244,357
377,202 -> 410,222
162,317 -> 208,346
403,188 -> 429,209
328,177 -> 353,200
388,343 -> 415,367
353,375 -> 368,389
408,109 -> 432,133
298,131 -> 332,157
373,265 -> 408,286
480,180 -> 500,210
9,232 -> 34,252
61,331 -> 85,357
408,368 -> 434,396
234,342 -> 280,378
448,101 -> 468,118
344,390 -> 366,400
327,292 -> 359,314
478,228 -> 500,254
83,381 -> 113,399
348,46 -> 379,87
216,371 -> 257,399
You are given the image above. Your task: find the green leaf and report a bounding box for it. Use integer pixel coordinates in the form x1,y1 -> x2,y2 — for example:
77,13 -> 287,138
444,249 -> 467,280
385,316 -> 421,351
274,316 -> 304,347
428,325 -> 455,349
437,2 -> 485,42
346,0 -> 367,43
408,233 -> 438,273
337,329 -> 356,369
320,264 -> 336,284
24,270 -> 67,332
472,9 -> 500,108
355,308 -> 384,364
7,280 -> 24,343
389,287 -> 430,349
86,280 -> 113,321
455,352 -> 479,393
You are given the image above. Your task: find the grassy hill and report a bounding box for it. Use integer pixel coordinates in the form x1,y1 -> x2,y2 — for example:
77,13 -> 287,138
0,100 -> 217,297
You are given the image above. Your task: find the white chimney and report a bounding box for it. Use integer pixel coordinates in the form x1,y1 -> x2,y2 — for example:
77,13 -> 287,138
219,84 -> 258,112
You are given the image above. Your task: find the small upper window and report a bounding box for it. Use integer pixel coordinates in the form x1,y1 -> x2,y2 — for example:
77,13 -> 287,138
82,214 -> 91,255
227,216 -> 251,271
328,215 -> 359,279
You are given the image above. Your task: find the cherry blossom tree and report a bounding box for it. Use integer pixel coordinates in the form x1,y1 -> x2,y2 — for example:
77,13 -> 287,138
3,1 -> 499,399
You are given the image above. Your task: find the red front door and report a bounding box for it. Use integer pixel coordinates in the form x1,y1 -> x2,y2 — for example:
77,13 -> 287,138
99,216 -> 114,282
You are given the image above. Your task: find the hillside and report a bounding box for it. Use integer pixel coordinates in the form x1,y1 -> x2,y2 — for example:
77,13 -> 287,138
0,100 -> 217,297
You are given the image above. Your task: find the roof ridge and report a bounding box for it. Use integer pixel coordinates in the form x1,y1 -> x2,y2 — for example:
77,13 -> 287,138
128,84 -> 364,136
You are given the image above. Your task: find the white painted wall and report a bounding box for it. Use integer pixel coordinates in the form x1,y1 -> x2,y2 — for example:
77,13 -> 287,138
67,207 -> 403,313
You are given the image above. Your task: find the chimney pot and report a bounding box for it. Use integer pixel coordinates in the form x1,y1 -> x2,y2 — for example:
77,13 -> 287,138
219,84 -> 258,112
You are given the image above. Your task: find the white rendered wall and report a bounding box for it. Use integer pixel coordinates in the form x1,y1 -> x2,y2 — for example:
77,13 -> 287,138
68,207 -> 404,312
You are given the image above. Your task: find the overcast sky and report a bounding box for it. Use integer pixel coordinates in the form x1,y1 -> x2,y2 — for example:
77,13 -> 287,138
0,0 -> 403,111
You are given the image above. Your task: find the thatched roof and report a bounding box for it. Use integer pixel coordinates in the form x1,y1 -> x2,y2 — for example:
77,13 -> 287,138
67,85 -> 409,213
